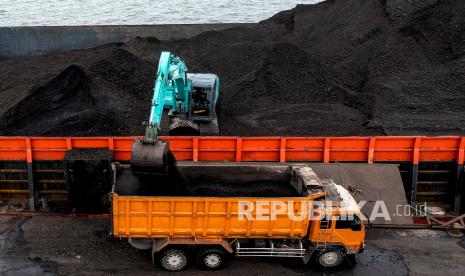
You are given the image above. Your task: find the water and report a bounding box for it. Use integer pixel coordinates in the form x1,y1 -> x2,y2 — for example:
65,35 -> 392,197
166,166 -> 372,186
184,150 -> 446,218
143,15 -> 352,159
0,0 -> 322,27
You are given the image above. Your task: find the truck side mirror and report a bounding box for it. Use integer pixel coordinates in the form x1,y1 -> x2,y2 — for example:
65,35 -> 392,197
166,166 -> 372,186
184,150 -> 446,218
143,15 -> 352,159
350,222 -> 362,231
350,216 -> 362,231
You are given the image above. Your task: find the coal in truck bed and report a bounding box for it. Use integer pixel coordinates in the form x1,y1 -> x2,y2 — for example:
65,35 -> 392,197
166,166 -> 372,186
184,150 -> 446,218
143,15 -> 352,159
114,162 -> 309,197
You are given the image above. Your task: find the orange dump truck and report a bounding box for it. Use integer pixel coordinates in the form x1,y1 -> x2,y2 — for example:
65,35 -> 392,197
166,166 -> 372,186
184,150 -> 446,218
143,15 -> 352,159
111,163 -> 365,271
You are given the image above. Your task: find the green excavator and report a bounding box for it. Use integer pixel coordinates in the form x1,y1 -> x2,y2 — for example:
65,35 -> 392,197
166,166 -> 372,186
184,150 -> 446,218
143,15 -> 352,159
131,51 -> 220,175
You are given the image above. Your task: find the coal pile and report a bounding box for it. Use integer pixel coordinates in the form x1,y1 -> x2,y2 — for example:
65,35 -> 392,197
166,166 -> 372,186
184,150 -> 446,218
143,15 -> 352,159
0,65 -> 102,135
0,47 -> 154,136
1,0 -> 464,136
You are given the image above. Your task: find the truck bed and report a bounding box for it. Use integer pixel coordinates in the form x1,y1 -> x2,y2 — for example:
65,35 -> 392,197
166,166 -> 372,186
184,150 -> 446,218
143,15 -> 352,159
112,164 -> 326,239
112,194 -> 318,239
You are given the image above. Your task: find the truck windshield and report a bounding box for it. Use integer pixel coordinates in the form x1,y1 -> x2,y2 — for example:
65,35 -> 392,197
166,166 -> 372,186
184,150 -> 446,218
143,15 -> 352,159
335,215 -> 362,231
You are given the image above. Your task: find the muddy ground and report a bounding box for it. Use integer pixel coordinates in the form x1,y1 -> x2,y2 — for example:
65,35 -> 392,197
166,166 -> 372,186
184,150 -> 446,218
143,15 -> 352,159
0,0 -> 464,137
1,216 -> 464,275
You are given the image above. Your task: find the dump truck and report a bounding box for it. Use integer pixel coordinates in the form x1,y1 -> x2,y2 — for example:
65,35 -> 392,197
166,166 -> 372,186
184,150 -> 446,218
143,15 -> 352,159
111,163 -> 365,271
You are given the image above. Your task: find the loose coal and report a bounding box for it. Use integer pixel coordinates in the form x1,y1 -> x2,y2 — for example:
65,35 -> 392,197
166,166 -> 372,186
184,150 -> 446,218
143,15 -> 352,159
183,181 -> 300,197
1,0 -> 464,136
65,149 -> 114,213
115,165 -> 301,198
0,65 -> 99,135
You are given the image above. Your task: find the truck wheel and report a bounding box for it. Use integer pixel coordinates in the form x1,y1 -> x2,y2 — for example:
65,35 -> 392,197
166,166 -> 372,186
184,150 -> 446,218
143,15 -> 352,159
196,247 -> 228,271
316,250 -> 343,268
159,248 -> 188,271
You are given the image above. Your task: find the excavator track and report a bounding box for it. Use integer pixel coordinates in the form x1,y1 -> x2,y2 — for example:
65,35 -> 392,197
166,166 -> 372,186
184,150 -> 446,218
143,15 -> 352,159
161,111 -> 219,136
198,112 -> 219,136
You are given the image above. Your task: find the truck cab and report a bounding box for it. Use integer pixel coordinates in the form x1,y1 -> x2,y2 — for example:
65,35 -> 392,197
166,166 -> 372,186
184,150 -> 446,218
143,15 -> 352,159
307,180 -> 366,267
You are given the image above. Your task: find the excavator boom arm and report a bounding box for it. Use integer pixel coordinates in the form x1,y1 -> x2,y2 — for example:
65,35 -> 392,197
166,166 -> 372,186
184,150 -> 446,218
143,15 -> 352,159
144,52 -> 190,144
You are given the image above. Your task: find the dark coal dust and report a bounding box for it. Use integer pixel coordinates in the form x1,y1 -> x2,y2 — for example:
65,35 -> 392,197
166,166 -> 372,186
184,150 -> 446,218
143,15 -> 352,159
1,0 -> 464,136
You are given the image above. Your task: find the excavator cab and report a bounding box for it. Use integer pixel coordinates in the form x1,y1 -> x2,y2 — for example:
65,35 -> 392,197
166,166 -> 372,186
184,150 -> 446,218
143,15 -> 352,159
191,87 -> 210,117
188,73 -> 219,122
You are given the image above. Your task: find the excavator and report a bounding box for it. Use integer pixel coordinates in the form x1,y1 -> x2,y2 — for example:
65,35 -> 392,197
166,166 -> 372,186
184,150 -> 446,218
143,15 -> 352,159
131,51 -> 219,175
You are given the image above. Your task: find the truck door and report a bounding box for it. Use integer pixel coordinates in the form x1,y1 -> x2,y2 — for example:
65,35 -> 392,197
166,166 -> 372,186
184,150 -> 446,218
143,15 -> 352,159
331,215 -> 365,253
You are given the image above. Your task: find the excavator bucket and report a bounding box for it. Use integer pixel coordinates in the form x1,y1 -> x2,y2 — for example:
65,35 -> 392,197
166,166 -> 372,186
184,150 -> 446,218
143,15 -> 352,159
130,140 -> 170,175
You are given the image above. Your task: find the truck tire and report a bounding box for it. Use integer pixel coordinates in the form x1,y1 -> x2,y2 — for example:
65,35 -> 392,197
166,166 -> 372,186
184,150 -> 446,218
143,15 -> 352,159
195,247 -> 228,271
346,254 -> 357,268
315,250 -> 343,268
159,248 -> 188,271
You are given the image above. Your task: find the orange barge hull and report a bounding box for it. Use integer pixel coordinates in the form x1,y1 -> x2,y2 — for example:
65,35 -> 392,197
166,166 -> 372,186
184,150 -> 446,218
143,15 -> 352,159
0,136 -> 464,164
0,136 -> 464,212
